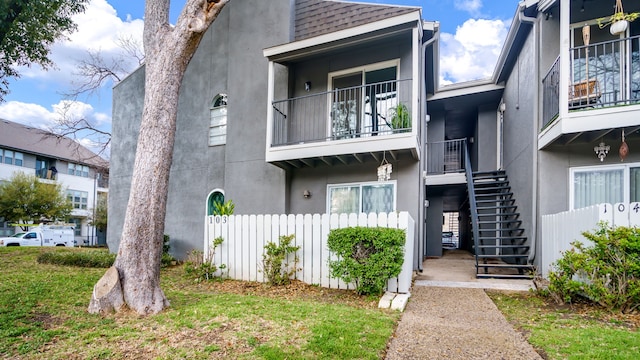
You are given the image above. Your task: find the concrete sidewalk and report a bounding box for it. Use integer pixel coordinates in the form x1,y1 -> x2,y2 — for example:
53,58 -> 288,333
385,250 -> 542,359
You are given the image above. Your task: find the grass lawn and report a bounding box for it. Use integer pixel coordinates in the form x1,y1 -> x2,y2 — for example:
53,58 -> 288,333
488,291 -> 640,360
3,247 -> 638,359
0,247 -> 399,359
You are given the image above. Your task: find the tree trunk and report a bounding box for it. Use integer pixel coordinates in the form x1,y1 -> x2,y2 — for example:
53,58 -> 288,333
89,0 -> 230,316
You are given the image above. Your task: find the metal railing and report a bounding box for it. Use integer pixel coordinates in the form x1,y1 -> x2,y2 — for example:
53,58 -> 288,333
543,35 -> 640,128
426,138 -> 467,175
270,79 -> 412,147
542,56 -> 560,127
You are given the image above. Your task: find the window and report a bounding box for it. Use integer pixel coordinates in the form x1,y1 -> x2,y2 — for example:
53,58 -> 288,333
329,60 -> 400,139
570,163 -> 640,209
67,190 -> 88,210
14,152 -> 22,166
68,218 -> 82,236
3,150 -> 12,164
207,189 -> 225,215
0,149 -> 24,166
209,94 -> 227,146
68,163 -> 89,177
327,181 -> 396,214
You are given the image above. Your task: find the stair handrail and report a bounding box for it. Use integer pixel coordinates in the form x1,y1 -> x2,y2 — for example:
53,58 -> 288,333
464,141 -> 481,272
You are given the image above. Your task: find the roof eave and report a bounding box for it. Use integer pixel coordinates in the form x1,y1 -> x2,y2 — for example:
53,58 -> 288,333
264,11 -> 422,60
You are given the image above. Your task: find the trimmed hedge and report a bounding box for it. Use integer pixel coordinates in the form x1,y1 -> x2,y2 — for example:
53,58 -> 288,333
37,249 -> 115,268
327,226 -> 405,295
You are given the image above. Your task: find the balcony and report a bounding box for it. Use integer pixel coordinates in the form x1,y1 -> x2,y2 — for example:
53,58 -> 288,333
424,139 -> 467,185
540,35 -> 640,148
266,79 -> 419,168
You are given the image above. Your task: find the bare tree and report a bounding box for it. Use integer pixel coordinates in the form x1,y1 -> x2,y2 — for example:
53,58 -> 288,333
88,0 -> 230,316
45,35 -> 145,158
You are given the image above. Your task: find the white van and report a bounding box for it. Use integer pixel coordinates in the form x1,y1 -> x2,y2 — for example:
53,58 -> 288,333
0,225 -> 75,247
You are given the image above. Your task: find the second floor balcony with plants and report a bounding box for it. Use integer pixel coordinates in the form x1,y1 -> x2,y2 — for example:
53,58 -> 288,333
539,1 -> 640,148
266,78 -> 420,167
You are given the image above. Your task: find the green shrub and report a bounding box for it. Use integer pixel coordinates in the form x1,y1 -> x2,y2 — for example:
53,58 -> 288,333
37,249 -> 115,268
184,237 -> 226,281
161,234 -> 175,267
547,223 -> 640,313
262,235 -> 300,286
327,227 -> 405,295
213,200 -> 235,215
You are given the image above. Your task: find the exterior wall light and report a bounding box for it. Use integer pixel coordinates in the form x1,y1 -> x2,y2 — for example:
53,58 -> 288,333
303,190 -> 311,198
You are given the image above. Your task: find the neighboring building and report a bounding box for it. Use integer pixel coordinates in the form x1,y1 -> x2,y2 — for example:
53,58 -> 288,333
0,119 -> 109,244
111,0 -> 640,278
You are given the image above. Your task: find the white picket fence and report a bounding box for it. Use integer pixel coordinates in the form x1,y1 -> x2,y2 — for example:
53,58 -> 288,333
204,212 -> 415,293
541,202 -> 640,277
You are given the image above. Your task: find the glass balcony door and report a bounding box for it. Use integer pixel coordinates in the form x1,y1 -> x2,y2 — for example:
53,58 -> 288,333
329,60 -> 399,140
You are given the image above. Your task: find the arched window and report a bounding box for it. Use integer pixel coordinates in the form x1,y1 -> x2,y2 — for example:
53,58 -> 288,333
207,190 -> 225,216
209,94 -> 227,146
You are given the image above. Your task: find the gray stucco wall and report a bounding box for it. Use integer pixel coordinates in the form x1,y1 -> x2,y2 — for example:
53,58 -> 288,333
501,25 -> 536,264
476,105 -> 498,172
108,0 -> 291,258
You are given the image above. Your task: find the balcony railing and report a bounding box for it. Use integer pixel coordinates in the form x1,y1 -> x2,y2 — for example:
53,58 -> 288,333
426,138 -> 466,175
271,79 -> 412,147
543,35 -> 640,128
542,56 -> 560,127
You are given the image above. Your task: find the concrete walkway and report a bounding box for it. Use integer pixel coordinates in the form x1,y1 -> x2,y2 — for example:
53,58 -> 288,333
385,250 -> 542,359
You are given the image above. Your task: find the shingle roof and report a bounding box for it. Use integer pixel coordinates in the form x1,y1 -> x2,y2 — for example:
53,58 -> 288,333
295,0 -> 420,41
0,118 -> 108,168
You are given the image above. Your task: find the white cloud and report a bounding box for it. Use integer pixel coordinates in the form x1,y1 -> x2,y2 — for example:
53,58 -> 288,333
18,0 -> 144,90
439,18 -> 509,84
454,0 -> 483,17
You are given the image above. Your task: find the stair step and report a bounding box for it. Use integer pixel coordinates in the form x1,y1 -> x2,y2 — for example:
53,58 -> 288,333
476,273 -> 534,280
473,180 -> 509,188
476,263 -> 531,268
474,187 -> 512,193
478,236 -> 527,240
478,219 -> 522,225
476,254 -> 529,258
477,229 -> 525,234
475,192 -> 513,198
476,244 -> 529,249
476,198 -> 515,204
476,213 -> 520,218
473,171 -> 506,178
476,206 -> 518,211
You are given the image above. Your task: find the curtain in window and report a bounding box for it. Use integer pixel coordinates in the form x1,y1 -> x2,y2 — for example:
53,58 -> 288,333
573,169 -> 623,208
329,186 -> 360,214
362,184 -> 394,214
630,167 -> 640,202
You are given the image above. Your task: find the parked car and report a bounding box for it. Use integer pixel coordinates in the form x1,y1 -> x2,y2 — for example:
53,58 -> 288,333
442,231 -> 458,249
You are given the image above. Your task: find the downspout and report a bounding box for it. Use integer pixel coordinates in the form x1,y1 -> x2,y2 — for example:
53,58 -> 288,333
518,4 -> 539,264
418,26 -> 439,272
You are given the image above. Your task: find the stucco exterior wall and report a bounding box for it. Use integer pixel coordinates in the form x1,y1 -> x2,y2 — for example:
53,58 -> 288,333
108,0 -> 291,258
501,25 -> 536,260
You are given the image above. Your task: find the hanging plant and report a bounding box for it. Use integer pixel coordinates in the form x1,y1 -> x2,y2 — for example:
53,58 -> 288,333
597,0 -> 640,35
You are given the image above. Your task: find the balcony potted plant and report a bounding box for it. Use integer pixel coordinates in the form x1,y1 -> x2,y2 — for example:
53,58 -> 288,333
597,0 -> 640,35
390,103 -> 411,132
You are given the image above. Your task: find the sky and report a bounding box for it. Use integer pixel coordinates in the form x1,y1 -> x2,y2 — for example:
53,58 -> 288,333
0,0 -> 521,157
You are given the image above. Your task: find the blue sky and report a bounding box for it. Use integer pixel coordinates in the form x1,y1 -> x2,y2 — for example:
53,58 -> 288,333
0,0 -> 521,157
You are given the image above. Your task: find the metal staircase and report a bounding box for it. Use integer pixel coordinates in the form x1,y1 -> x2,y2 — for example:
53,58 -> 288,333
464,150 -> 533,278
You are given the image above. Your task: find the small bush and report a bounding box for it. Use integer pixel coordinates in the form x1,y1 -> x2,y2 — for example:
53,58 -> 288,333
327,227 -> 405,295
547,223 -> 640,313
184,237 -> 226,281
37,250 -> 115,268
262,235 -> 300,286
161,234 -> 176,267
